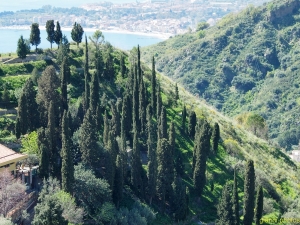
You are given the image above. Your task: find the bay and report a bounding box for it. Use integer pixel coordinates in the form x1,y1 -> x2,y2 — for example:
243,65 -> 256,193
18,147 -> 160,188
0,29 -> 164,54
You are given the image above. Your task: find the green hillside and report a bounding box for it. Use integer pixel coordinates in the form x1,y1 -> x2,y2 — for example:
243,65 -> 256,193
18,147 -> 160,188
142,0 -> 300,150
0,21 -> 300,224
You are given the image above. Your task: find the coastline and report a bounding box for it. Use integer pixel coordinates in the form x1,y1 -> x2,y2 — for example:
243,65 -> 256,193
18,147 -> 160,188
0,25 -> 172,40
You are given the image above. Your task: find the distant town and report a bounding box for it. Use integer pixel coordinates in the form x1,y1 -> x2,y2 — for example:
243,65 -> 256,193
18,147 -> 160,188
0,0 -> 269,35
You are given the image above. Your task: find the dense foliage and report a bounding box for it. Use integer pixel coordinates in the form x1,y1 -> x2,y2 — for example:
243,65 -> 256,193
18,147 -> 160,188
143,0 -> 300,149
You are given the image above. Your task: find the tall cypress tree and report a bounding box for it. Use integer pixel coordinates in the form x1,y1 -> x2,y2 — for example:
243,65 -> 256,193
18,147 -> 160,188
90,72 -> 99,112
147,104 -> 156,205
193,119 -> 211,197
132,63 -> 140,132
103,110 -> 109,147
243,160 -> 255,225
38,128 -> 49,179
172,176 -> 188,221
158,106 -> 168,140
47,101 -> 59,178
16,93 -> 27,136
84,36 -> 90,112
174,83 -> 179,102
216,183 -> 234,225
156,138 -> 173,210
80,108 -> 100,170
254,186 -> 263,225
121,94 -> 132,139
188,111 -> 197,139
233,169 -> 240,225
139,77 -> 146,134
55,21 -> 62,47
137,45 -> 142,82
120,54 -> 126,78
182,105 -> 187,133
113,155 -> 123,208
131,130 -> 143,196
212,122 -> 220,154
151,56 -> 156,117
60,57 -> 69,119
61,111 -> 74,194
156,84 -> 162,121
111,104 -> 121,136
23,78 -> 39,131
169,121 -> 175,156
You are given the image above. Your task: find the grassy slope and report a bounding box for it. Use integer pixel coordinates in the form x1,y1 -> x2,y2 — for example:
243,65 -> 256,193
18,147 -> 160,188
150,70 -> 300,224
142,0 -> 300,150
1,41 -> 299,224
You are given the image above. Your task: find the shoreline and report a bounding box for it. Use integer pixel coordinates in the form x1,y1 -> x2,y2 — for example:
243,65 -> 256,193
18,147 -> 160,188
0,25 -> 172,40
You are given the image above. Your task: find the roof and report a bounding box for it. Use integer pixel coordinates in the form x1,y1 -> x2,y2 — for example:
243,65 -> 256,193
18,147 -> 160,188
0,144 -> 27,166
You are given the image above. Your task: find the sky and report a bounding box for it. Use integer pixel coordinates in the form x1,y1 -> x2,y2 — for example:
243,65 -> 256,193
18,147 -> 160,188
0,0 -> 136,12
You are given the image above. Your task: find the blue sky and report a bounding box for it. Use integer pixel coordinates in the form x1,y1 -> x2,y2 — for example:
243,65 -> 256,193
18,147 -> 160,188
0,0 -> 136,12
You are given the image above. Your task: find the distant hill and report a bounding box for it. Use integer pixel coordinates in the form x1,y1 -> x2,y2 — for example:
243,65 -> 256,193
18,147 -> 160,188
142,0 -> 300,149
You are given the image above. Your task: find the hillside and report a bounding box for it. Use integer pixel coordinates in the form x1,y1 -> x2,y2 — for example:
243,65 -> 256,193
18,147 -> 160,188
0,27 -> 300,224
142,0 -> 300,150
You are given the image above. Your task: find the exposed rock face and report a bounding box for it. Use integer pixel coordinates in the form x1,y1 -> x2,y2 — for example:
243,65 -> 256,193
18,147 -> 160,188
268,0 -> 300,23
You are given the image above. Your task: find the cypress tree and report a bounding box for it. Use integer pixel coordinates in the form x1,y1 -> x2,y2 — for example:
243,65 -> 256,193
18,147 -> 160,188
193,119 -> 211,197
174,83 -> 179,102
132,63 -> 140,132
95,104 -> 102,131
151,56 -> 156,117
113,155 -> 123,208
120,54 -> 126,78
61,111 -> 74,194
243,160 -> 255,225
121,94 -> 132,139
156,138 -> 173,210
103,110 -> 109,147
172,176 -> 188,221
80,108 -> 100,170
23,78 -> 39,131
84,36 -> 90,112
182,105 -> 187,133
54,21 -> 62,47
254,186 -> 263,225
89,72 -> 99,112
111,104 -> 121,136
139,77 -> 146,134
158,106 -> 168,140
15,118 -> 21,139
169,121 -> 175,156
37,128 -> 49,179
216,183 -> 235,225
131,130 -> 143,196
147,104 -> 156,205
233,169 -> 240,225
47,101 -> 59,178
156,84 -> 162,121
60,57 -> 69,119
16,93 -> 27,135
188,111 -> 197,139
212,122 -> 220,154
137,45 -> 142,82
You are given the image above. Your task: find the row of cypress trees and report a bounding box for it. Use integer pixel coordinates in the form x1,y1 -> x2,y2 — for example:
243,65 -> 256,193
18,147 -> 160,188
216,160 -> 264,225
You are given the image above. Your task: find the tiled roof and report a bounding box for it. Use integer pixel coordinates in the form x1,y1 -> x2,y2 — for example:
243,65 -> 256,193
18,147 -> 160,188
0,144 -> 27,165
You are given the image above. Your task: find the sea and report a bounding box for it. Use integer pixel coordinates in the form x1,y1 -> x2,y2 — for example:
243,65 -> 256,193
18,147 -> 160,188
0,29 -> 164,53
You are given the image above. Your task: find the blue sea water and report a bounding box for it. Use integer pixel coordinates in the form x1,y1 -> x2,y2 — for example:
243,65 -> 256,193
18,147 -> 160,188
0,29 -> 164,53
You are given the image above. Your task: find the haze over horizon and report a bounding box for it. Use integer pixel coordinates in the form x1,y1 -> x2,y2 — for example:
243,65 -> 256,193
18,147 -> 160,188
0,0 -> 136,12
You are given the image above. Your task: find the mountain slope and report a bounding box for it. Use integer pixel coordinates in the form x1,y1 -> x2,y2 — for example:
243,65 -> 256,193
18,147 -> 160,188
142,0 -> 300,149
